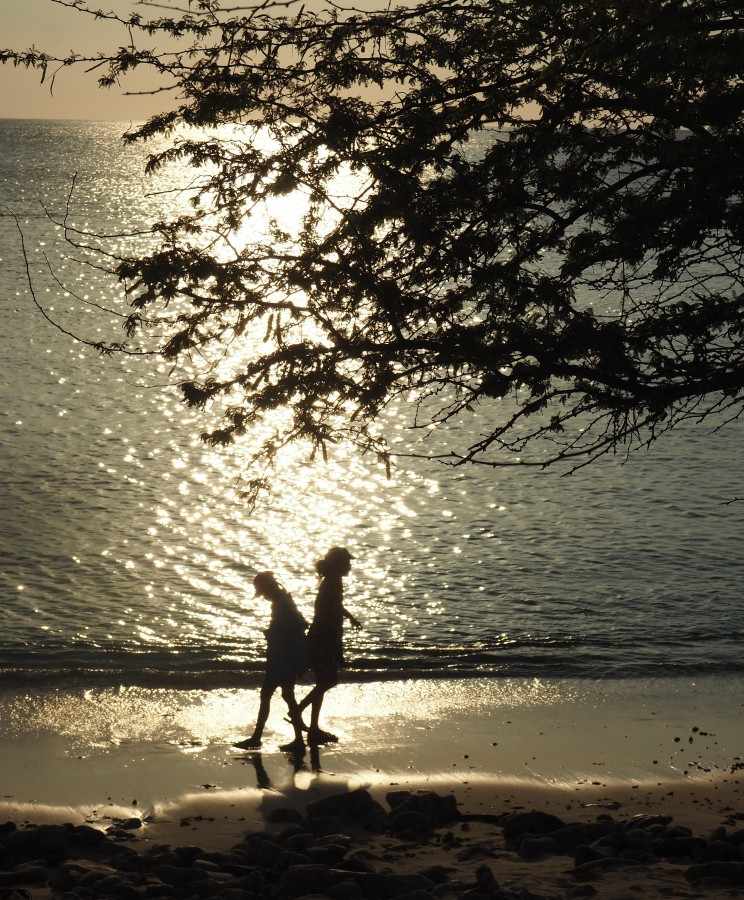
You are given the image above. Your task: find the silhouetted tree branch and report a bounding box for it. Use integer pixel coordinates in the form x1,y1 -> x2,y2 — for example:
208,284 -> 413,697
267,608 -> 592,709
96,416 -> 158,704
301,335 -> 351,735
3,0 -> 743,480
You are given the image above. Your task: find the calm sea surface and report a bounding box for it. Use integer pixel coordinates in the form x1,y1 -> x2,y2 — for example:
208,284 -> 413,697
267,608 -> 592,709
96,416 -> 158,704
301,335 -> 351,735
1,119 -> 743,688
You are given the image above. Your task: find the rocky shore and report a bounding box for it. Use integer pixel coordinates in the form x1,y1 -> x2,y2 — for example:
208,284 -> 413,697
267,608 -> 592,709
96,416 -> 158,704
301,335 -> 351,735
2,787 -> 744,900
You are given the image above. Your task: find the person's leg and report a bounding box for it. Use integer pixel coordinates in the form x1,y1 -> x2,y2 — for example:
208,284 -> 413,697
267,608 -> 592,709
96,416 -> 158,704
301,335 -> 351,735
309,685 -> 325,730
278,682 -> 306,752
307,672 -> 338,744
235,681 -> 275,748
297,685 -> 316,715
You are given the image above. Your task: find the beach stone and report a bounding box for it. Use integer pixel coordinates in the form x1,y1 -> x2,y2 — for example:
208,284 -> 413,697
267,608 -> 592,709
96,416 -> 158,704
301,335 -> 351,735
212,862 -> 259,880
620,846 -> 658,864
501,811 -> 565,844
651,835 -> 706,858
574,845 -> 618,867
627,814 -> 672,830
602,822 -> 627,850
139,849 -> 180,869
432,881 -> 467,897
692,876 -> 742,891
193,858 -> 225,873
215,890 -> 249,900
195,850 -> 234,865
543,825 -> 588,853
306,790 -> 386,825
685,861 -> 744,884
117,856 -> 159,875
5,823 -> 70,863
234,836 -> 283,866
395,830 -> 431,844
643,823 -> 670,840
572,857 -> 645,880
231,869 -> 265,893
274,849 -> 314,870
275,827 -> 308,844
219,849 -> 256,867
283,833 -> 315,852
360,810 -> 388,833
51,861 -> 123,891
581,822 -> 614,844
473,864 -> 498,893
386,792 -> 460,825
314,834 -> 352,848
233,861 -> 263,884
67,824 -> 112,849
79,867 -> 117,888
455,844 -> 495,862
346,871 -> 386,898
418,866 -> 454,886
704,839 -> 741,862
272,862 -> 337,897
666,824 -> 693,838
107,828 -> 139,842
49,862 -> 91,892
341,851 -> 377,875
304,843 -> 349,865
327,878 -> 364,900
517,836 -> 560,861
0,863 -> 49,885
154,863 -> 212,887
142,886 -> 178,899
381,872 -> 435,897
623,828 -> 651,851
188,878 -> 234,898
96,875 -> 143,900
389,891 -> 437,900
175,844 -> 207,865
387,811 -> 437,836
268,808 -> 305,825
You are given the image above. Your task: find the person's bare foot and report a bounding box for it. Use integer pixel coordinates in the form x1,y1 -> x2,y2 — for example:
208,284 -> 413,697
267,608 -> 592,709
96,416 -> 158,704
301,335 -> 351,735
234,736 -> 262,749
279,737 -> 306,754
307,727 -> 338,745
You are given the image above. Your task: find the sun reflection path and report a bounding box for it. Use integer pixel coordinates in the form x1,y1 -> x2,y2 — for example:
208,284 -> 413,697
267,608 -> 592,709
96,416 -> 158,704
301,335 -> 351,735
134,377 -> 427,658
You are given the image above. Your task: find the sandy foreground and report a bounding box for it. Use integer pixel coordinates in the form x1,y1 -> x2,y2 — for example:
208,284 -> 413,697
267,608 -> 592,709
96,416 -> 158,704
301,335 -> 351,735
0,677 -> 742,898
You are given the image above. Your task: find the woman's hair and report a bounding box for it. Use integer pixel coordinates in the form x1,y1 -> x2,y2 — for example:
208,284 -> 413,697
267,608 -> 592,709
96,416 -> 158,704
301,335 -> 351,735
315,546 -> 353,578
253,571 -> 282,597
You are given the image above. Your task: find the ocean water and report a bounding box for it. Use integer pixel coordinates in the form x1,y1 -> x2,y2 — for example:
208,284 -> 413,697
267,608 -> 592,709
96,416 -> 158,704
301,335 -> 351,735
1,118 -> 743,689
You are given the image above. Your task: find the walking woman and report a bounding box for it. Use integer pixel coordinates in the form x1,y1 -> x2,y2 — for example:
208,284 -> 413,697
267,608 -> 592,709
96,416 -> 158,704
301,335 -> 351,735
235,571 -> 309,753
299,546 -> 361,745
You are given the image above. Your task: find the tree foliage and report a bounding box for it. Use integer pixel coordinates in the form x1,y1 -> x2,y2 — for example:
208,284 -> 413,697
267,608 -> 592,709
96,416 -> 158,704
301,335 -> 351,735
3,0 -> 744,485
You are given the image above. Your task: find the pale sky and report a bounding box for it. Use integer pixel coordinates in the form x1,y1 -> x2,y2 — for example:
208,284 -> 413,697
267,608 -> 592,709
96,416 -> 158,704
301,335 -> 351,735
1,0 -> 180,120
0,0 -> 345,122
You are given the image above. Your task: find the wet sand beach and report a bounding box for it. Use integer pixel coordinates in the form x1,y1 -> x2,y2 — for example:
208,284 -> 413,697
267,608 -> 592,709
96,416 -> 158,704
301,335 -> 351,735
1,677 -> 742,897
